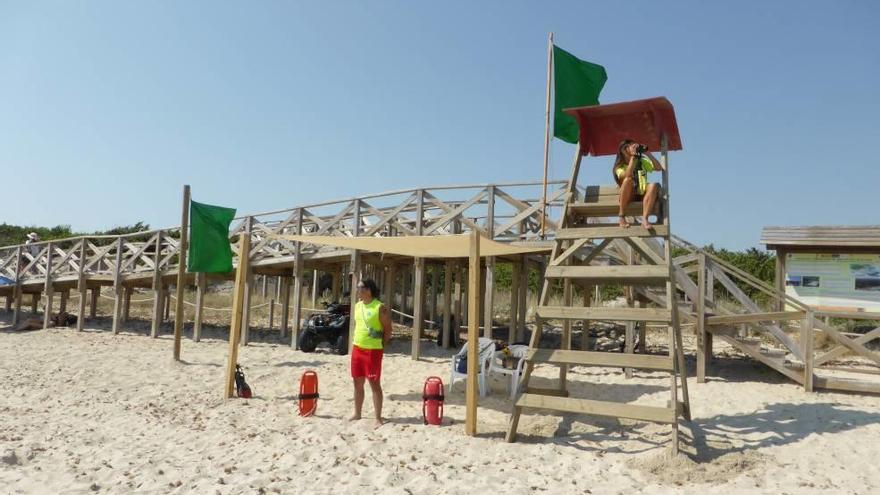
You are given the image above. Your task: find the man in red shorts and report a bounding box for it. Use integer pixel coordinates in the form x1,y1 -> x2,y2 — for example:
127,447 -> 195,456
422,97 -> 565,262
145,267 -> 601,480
348,278 -> 392,428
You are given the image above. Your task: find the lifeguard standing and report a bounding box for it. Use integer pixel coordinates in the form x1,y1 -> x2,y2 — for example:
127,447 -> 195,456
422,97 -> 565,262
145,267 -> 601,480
348,278 -> 393,429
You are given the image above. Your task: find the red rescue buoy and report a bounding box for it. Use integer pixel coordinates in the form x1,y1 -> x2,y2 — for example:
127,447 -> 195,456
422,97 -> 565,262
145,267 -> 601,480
422,376 -> 444,425
298,370 -> 319,417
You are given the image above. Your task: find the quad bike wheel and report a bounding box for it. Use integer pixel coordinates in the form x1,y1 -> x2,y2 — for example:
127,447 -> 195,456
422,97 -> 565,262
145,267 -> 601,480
335,334 -> 348,355
298,331 -> 318,353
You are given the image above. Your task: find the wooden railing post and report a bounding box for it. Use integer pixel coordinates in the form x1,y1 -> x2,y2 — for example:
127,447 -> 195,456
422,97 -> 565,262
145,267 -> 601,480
696,253 -> 708,383
42,242 -> 54,329
12,245 -> 23,326
151,231 -> 165,338
76,240 -> 87,331
803,311 -> 815,392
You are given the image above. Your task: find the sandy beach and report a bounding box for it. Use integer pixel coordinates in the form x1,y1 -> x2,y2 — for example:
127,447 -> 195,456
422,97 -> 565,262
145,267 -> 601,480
2,316 -> 879,495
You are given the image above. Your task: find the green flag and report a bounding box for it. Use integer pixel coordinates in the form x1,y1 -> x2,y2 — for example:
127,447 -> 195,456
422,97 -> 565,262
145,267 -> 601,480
552,45 -> 607,144
187,200 -> 236,273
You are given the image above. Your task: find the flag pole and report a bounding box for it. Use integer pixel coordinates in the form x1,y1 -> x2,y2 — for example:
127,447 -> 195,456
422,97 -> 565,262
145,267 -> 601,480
173,184 -> 191,361
540,32 -> 554,239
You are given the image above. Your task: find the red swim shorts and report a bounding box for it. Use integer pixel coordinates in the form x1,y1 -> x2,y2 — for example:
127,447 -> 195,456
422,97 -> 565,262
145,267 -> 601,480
351,345 -> 383,381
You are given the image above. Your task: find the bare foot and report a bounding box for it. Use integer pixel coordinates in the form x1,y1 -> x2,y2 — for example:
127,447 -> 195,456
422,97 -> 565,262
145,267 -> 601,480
348,414 -> 361,422
618,216 -> 629,228
373,418 -> 385,429
641,218 -> 651,229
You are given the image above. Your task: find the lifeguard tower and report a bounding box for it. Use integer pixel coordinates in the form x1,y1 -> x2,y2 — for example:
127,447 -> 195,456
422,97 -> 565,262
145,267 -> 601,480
506,97 -> 691,453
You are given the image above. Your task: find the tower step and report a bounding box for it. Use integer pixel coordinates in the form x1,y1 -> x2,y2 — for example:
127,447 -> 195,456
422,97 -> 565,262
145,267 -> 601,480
544,265 -> 669,285
515,393 -> 676,424
568,200 -> 650,218
556,225 -> 669,240
526,348 -> 674,371
537,306 -> 672,323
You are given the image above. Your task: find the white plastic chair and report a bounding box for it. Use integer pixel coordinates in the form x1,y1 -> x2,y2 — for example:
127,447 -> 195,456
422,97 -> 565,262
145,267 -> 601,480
488,344 -> 529,399
449,338 -> 495,397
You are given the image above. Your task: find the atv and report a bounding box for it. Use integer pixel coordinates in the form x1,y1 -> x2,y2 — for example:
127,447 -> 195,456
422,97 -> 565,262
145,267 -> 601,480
298,301 -> 350,355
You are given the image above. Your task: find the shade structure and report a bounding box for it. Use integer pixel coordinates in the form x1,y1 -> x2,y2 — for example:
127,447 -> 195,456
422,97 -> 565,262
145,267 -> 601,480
268,234 -> 549,258
563,97 -> 683,157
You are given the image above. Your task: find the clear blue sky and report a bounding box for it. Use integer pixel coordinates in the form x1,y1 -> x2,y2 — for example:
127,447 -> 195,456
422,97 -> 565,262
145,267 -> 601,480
2,1 -> 878,249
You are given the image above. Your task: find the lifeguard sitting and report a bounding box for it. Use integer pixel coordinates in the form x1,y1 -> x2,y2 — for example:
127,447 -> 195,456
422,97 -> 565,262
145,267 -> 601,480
613,139 -> 665,229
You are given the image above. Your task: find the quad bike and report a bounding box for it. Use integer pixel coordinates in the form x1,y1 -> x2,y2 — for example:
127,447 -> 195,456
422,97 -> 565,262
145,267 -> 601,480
298,301 -> 350,355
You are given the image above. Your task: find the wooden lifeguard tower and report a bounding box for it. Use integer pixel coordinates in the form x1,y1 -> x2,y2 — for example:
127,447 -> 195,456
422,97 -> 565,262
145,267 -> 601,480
506,97 -> 691,453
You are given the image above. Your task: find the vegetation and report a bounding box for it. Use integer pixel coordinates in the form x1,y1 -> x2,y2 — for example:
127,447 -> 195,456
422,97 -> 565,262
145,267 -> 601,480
0,222 -> 151,247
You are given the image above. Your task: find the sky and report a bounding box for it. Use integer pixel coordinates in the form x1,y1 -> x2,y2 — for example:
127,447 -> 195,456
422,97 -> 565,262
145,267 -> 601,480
1,1 -> 878,249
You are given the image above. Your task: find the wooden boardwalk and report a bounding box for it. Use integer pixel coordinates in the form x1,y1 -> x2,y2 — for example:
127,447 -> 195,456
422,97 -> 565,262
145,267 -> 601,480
2,179 -> 878,395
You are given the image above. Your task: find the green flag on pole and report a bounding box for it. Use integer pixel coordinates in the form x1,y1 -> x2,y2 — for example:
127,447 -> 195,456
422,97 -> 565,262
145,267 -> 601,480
187,200 -> 236,273
552,45 -> 607,144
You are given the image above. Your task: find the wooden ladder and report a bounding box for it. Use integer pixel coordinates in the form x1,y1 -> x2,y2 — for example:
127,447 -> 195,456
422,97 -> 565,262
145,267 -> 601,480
506,138 -> 691,453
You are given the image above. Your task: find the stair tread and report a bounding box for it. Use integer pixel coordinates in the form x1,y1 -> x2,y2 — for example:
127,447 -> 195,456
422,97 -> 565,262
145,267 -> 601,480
537,306 -> 673,323
526,348 -> 675,371
544,265 -> 669,285
557,225 -> 669,240
516,393 -> 677,424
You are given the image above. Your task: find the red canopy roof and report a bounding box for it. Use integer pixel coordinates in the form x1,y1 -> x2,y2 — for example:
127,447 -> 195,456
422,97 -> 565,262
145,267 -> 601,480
563,97 -> 683,157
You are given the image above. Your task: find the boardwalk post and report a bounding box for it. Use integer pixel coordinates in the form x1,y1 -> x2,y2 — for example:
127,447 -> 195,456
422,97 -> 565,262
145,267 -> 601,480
151,231 -> 165,338
291,209 -> 304,348
173,185 -> 191,360
803,311 -> 815,392
412,257 -> 425,360
509,259 -> 520,343
193,273 -> 206,341
241,217 -> 253,346
76,240 -> 87,331
111,237 -> 124,334
696,253 -> 708,383
12,246 -> 22,326
465,229 -> 480,436
442,260 -> 453,348
279,276 -> 291,338
42,242 -> 54,329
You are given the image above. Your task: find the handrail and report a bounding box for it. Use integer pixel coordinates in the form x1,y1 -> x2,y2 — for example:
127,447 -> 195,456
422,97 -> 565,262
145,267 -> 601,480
0,179 -> 569,251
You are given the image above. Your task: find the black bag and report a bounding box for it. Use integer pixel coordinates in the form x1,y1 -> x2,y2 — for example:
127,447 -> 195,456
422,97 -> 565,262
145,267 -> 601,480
234,364 -> 252,399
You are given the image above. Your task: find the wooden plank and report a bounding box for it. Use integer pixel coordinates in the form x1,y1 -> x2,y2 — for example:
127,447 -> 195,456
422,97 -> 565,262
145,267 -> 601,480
483,256 -> 494,339
537,306 -> 672,323
544,264 -> 669,285
465,230 -> 480,436
224,235 -> 250,398
556,225 -> 669,240
290,209 -> 304,347
714,334 -> 804,383
814,376 -> 880,395
527,348 -> 674,371
279,276 -> 291,339
516,394 -> 676,424
172,185 -> 191,358
626,237 -> 666,265
706,311 -> 806,326
696,253 -> 707,383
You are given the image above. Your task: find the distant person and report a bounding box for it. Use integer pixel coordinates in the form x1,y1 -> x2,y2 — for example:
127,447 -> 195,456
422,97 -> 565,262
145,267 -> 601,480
613,139 -> 665,229
25,232 -> 41,256
348,278 -> 392,429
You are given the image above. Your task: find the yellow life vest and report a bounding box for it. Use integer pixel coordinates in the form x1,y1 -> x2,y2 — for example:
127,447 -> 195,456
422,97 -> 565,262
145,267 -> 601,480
353,299 -> 384,350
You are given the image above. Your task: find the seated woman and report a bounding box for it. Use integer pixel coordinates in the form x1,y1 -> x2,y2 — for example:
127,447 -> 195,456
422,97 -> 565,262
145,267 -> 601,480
612,139 -> 665,229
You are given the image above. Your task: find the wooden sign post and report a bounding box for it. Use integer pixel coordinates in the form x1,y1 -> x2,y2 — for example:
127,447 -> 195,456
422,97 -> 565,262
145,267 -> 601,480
224,235 -> 251,398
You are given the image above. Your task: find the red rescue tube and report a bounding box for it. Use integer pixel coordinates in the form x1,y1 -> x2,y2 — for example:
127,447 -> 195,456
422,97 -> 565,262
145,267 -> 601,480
422,376 -> 444,426
298,370 -> 319,417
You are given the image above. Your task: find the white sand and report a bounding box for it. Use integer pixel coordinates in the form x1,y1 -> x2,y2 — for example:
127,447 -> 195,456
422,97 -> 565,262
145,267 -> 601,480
2,319 -> 880,494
